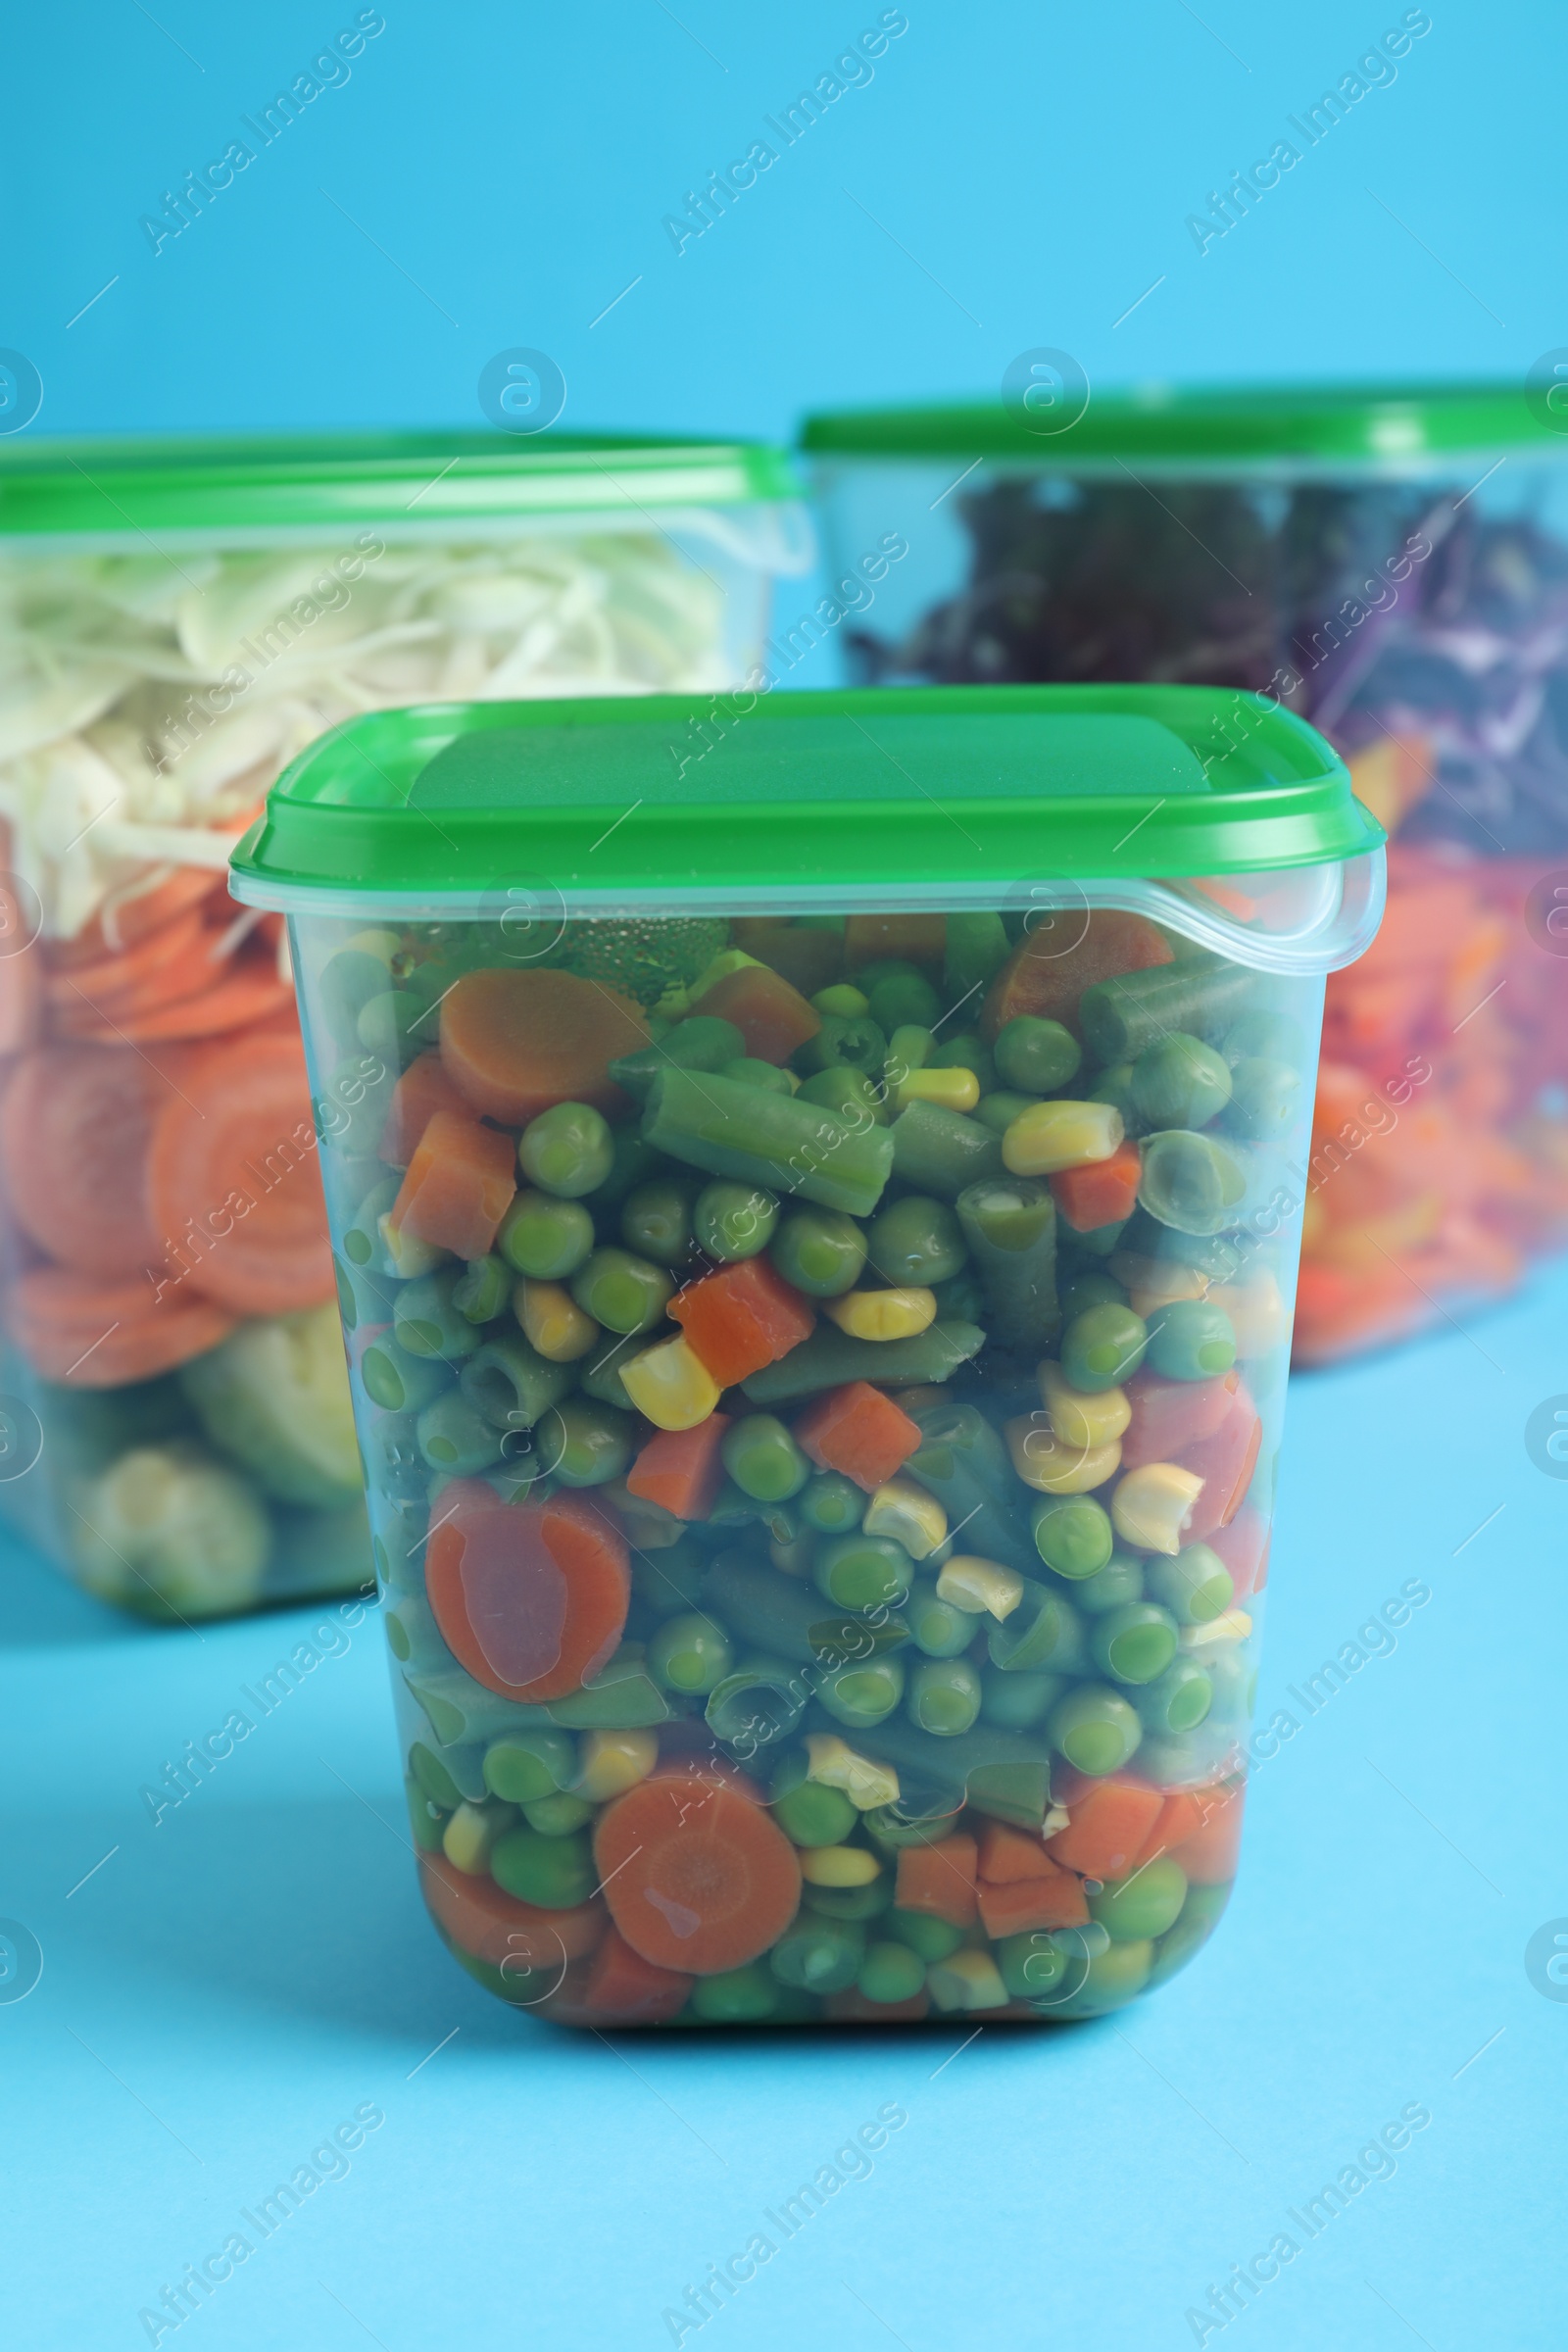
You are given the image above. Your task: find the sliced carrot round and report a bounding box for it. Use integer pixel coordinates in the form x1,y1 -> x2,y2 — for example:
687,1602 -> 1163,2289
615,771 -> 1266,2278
4,1268 -> 235,1384
0,1045 -> 165,1277
440,967 -> 649,1126
146,1029 -> 333,1315
418,1849 -> 605,1970
593,1767 -> 803,1976
425,1483 -> 629,1703
50,865 -> 225,968
66,946 -> 290,1045
47,906 -> 213,1019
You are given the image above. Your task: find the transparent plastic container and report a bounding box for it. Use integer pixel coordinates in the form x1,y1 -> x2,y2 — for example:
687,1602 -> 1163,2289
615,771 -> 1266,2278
0,431 -> 808,1619
231,684 -> 1381,2027
803,384 -> 1568,1360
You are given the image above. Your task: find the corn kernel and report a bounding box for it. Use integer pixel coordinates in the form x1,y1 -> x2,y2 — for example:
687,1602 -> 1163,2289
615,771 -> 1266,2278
620,1332 -> 721,1431
936,1554 -> 1025,1619
515,1278 -> 599,1362
1004,1413 -> 1121,1494
378,1214 -> 448,1281
441,1798 -> 515,1876
1040,1361 -> 1131,1449
822,1287 -> 938,1342
927,1947 -> 1010,2013
575,1729 -> 658,1801
1111,1461 -> 1204,1554
862,1476 -> 948,1558
1109,1251 -> 1213,1319
1208,1272 -> 1289,1359
1180,1609 -> 1253,1653
806,1733 -> 900,1810
895,1066 -> 980,1114
1003,1099 -> 1123,1177
799,1843 -> 884,1886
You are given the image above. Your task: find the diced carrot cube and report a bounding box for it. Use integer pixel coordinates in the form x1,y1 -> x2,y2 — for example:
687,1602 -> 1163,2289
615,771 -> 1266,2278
578,1927 -> 692,2025
1166,1782 -> 1246,1885
824,1986 -> 932,2024
626,1417 -> 731,1522
379,1051 -> 464,1167
1126,1789 -> 1207,1875
1120,1369 -> 1239,1470
1051,1140 -> 1142,1233
1045,1776 -> 1164,1881
844,914 -> 948,972
390,1109 -> 516,1258
1182,1391 -> 1262,1538
668,1258 -> 814,1388
1209,1504 -> 1268,1599
894,1835 -> 978,1928
793,1381 -> 921,1493
976,1820 -> 1062,1885
691,964 -> 821,1064
977,1869 -> 1089,1937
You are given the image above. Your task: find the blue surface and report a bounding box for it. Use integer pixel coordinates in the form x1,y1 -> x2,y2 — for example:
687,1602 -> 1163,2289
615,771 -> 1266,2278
5,1260 -> 1566,2352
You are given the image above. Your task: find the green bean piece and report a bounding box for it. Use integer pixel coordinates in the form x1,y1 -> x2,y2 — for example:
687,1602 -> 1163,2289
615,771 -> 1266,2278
1057,1269 -> 1128,1320
394,1270 -> 485,1362
994,1015 -> 1082,1095
768,1915 -> 866,1992
798,1472 -> 865,1535
770,1754 -> 858,1845
705,1654 -> 809,1752
1222,1010 -> 1307,1068
1089,1602 -> 1180,1687
980,1667 -> 1063,1730
497,1190 -> 596,1280
648,1610 -> 733,1696
546,1647 -> 673,1729
722,1056 -> 798,1096
1069,1218 -> 1129,1258
1047,1684 -> 1143,1777
907,1655 -> 982,1736
517,1102 -> 613,1199
1222,1056 -> 1302,1142
570,1247 -> 673,1335
722,1414 -> 810,1502
868,970 -> 941,1033
740,1318 -> 984,1404
451,1252 -> 511,1325
944,912 -> 1009,1001
768,1206 -> 867,1298
575,1328 -> 654,1412
522,1791 -> 595,1836
1091,1855 -> 1188,1942
1079,954 -> 1257,1064
693,1179 -> 779,1260
1117,1207 -> 1249,1278
1130,1033 -> 1233,1131
1059,1300 -> 1148,1393
629,1540 -> 708,1619
817,1655 -> 906,1729
1146,1298 -> 1238,1381
1138,1129 -> 1249,1236
1145,1544 -> 1235,1626
489,1826 -> 596,1909
813,1533 -> 913,1613
691,1965 -> 779,2023
644,1067 -> 895,1219
361,1339 -> 452,1414
796,1013 -> 889,1079
461,1333 -> 572,1432
997,1931 -> 1072,2001
416,1390 -> 505,1476
368,1410 -> 425,1506
482,1729 -> 578,1803
534,1397 -> 637,1487
700,1553 -> 893,1667
1134,1656 -> 1214,1736
1031,1495 -> 1114,1580
955,1178 -> 1058,1351
1070,1551 -> 1146,1615
620,1179 -> 697,1267
905,1400 -> 1036,1575
807,1878 -> 893,1923
930,1269 -> 987,1322
891,1100 -> 1006,1200
856,1940 -> 926,2004
866,1195 -> 968,1286
608,1015 -> 745,1102
860,1801 -> 964,1853
796,1063 -> 889,1128
885,1906 -> 965,1963
989,1583 -> 1087,1676
975,1090 -> 1037,1135
581,1127 -> 664,1215
907,1578 -> 977,1659
410,1740 -> 468,1810
855,1717 -> 1054,1831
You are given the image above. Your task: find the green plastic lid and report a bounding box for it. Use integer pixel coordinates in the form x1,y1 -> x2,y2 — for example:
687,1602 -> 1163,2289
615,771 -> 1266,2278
801,381 -> 1561,467
230,685 -> 1382,927
0,429 -> 798,540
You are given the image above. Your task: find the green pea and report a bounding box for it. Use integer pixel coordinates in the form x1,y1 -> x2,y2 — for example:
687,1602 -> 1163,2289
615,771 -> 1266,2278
975,1091 -> 1038,1135
629,1541 -> 707,1619
410,1740 -> 465,1810
817,1656 -> 906,1729
722,1414 -> 810,1502
360,1338 -> 451,1414
796,1066 -> 889,1127
342,1173 -> 399,1267
482,1730 -> 576,1803
1049,1934 -> 1152,2017
994,1015 -> 1081,1095
1057,1268 -> 1128,1320
930,1270 -> 987,1321
813,984 -> 870,1019
906,1579 -> 976,1659
498,1190 -> 595,1280
1089,1062 -> 1140,1127
321,946 -> 393,1041
1137,1129 -> 1248,1237
884,1024 -> 933,1085
1204,1643 -> 1252,1723
357,988 -> 424,1066
770,1758 -> 858,1847
1146,1298 -> 1237,1381
416,1389 -> 505,1476
1134,1656 -> 1214,1736
1130,1033 -> 1232,1130
867,970 -> 941,1033
570,1247 -> 673,1335
1145,1544 -> 1235,1626
997,1930 -> 1070,2000
618,1179 -> 696,1266
521,1791 -> 594,1836
394,1269 -> 485,1361
1059,1301 -> 1148,1393
693,1180 -> 778,1261
980,1667 -> 1063,1730
722,1056 -> 797,1095
907,1656 -> 982,1736
805,1878 -> 894,1922
884,1906 -> 964,1962
798,1473 -> 864,1535
813,1534 -> 912,1613
1047,1683 -> 1143,1776
1031,1495 -> 1114,1580
1090,1855 -> 1188,1942
583,1126 -> 663,1214
448,1252 -> 511,1325
648,1610 -> 733,1696
534,1397 -> 636,1487
517,1101 -> 613,1198
865,1195 -> 968,1286
1070,1551 -> 1146,1616
856,1940 -> 926,2004
1067,1218 -> 1129,1259
926,1034 -> 997,1095
798,1014 -> 888,1078
490,1826 -> 596,1908
1089,1602 -> 1180,1687
769,1206 -> 867,1298
691,1965 -> 778,2023
768,1915 -> 865,1992
989,1586 -> 1086,1676
1148,1881 -> 1232,1988
1223,1056 -> 1301,1142
408,1779 -> 447,1851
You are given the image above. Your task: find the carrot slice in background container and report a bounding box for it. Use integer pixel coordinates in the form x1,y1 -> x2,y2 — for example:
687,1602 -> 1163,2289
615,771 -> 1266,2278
441,967 -> 648,1125
3,1269 -> 235,1385
75,943 -> 290,1044
593,1767 -> 803,1975
625,1416 -> 731,1521
426,1482 -> 629,1703
389,1109 -> 516,1259
0,1045 -> 167,1278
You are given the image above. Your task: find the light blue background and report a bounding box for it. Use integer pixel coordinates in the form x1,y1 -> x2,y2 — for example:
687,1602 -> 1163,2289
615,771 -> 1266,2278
3,4 -> 1566,2347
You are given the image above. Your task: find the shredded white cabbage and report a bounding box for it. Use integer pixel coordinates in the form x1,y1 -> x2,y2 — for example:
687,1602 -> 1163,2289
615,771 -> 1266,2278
0,529 -> 735,938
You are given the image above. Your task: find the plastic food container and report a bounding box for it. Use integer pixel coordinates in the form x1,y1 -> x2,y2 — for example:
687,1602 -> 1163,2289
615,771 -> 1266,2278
803,385 -> 1568,1360
0,430 -> 808,1619
231,682 -> 1381,2027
